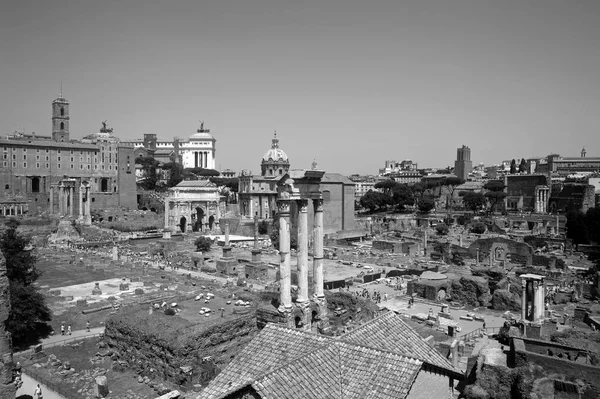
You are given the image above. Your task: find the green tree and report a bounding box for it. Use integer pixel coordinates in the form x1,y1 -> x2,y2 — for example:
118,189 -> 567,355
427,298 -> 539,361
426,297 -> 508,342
510,159 -> 517,174
374,179 -> 398,197
483,180 -> 507,213
470,222 -> 487,234
518,158 -> 527,173
162,162 -> 184,187
441,176 -> 465,212
417,197 -> 435,214
435,223 -> 449,235
359,190 -> 388,212
461,192 -> 487,212
136,156 -> 160,190
391,183 -> 415,211
1,219 -> 51,347
194,236 -> 213,252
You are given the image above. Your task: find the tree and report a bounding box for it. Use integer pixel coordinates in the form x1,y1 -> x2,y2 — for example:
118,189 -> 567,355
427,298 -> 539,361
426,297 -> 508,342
374,179 -> 398,197
417,198 -> 435,214
186,168 -> 221,178
162,162 -> 184,187
1,219 -> 51,347
136,156 -> 160,190
518,158 -> 527,173
391,184 -> 415,211
510,159 -> 517,174
435,223 -> 449,236
461,192 -> 487,212
441,177 -> 465,212
194,236 -> 213,252
359,190 -> 388,212
471,222 -> 487,234
585,206 -> 600,244
483,180 -> 507,213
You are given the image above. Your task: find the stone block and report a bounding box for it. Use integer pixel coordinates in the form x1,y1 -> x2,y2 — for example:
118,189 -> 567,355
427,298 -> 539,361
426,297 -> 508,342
34,344 -> 43,353
95,375 -> 109,398
76,299 -> 87,307
119,283 -> 129,291
134,288 -> 144,295
143,281 -> 154,287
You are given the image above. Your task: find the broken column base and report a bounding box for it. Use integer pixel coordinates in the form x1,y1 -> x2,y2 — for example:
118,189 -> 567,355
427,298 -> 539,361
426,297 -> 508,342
245,261 -> 268,280
294,300 -> 312,331
216,257 -> 239,276
311,295 -> 331,334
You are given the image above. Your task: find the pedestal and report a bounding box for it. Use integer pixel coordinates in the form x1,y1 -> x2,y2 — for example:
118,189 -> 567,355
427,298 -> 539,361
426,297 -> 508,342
216,246 -> 239,275
311,295 -> 331,334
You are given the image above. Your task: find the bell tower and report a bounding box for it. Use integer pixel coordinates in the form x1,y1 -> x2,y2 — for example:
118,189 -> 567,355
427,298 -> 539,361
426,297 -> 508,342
52,92 -> 70,142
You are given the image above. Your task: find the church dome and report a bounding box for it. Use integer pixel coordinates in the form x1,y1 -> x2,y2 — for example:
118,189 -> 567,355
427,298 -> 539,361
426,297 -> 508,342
262,133 -> 289,162
261,132 -> 290,177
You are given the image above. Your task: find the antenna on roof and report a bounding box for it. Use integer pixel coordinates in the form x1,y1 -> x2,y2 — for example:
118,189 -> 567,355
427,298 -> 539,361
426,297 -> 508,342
60,80 -> 63,97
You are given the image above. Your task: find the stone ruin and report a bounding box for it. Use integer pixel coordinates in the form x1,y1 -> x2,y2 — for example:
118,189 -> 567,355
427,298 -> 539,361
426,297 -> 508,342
0,252 -> 15,399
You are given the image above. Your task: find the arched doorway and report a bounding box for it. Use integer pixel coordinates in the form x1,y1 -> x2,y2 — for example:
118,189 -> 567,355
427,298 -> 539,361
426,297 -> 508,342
195,207 -> 204,231
101,178 -> 109,192
209,215 -> 215,230
180,216 -> 187,233
31,177 -> 40,193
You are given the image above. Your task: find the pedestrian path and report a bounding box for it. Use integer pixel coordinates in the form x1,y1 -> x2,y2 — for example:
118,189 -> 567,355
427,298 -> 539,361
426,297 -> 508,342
17,372 -> 65,399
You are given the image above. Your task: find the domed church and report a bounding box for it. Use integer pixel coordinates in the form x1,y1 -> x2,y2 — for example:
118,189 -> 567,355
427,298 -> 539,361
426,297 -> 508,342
261,132 -> 290,177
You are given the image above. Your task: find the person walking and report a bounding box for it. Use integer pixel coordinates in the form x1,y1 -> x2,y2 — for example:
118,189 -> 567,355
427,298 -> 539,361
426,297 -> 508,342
67,324 -> 72,335
482,320 -> 487,331
86,321 -> 90,332
61,322 -> 65,336
34,383 -> 43,399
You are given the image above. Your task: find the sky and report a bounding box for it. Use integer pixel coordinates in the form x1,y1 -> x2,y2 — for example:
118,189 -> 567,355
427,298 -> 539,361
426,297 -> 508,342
1,0 -> 600,175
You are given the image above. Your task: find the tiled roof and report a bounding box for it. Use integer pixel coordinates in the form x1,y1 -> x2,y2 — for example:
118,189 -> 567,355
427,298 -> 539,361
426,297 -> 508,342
252,341 -> 421,399
340,312 -> 456,373
174,180 -> 216,188
199,312 -> 456,399
199,324 -> 330,399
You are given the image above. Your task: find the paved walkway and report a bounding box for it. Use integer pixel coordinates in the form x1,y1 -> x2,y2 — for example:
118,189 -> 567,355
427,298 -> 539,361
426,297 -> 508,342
17,372 -> 65,399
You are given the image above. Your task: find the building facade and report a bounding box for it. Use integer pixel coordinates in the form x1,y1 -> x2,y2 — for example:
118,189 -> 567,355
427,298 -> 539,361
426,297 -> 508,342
122,122 -> 217,170
0,95 -> 136,217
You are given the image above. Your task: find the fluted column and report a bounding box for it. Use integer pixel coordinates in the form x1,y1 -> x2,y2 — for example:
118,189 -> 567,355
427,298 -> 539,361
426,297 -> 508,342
297,199 -> 309,303
278,200 -> 292,309
84,186 -> 92,226
163,200 -> 171,238
312,198 -> 324,298
59,184 -> 65,216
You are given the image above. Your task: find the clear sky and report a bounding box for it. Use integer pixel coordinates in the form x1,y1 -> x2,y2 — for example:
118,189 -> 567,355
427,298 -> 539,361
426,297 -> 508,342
2,0 -> 599,175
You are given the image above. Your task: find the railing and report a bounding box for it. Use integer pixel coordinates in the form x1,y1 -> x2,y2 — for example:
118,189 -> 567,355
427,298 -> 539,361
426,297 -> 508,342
23,366 -> 73,399
459,327 -> 501,341
16,333 -> 104,356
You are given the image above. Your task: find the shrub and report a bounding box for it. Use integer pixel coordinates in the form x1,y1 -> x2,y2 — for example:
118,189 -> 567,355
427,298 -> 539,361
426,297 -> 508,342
435,223 -> 449,235
471,222 -> 487,234
164,308 -> 176,316
258,220 -> 269,235
195,236 -> 212,252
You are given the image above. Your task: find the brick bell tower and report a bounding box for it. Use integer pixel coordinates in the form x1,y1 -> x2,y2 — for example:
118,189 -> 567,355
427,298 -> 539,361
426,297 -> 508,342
52,91 -> 70,142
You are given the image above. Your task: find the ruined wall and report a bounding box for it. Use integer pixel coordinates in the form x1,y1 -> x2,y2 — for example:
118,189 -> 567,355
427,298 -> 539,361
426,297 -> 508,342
511,338 -> 600,393
0,252 -> 15,399
104,311 -> 258,388
468,237 -> 534,266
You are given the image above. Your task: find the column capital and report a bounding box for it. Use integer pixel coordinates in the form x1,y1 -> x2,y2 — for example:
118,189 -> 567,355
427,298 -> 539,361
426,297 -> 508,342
313,198 -> 324,212
277,199 -> 291,215
296,199 -> 309,212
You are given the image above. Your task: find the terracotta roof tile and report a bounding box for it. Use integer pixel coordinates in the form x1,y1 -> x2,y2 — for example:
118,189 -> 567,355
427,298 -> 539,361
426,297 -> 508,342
340,312 -> 456,373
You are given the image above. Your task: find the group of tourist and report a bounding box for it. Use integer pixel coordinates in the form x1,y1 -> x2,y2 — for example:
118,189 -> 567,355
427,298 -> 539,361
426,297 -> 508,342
352,288 -> 389,303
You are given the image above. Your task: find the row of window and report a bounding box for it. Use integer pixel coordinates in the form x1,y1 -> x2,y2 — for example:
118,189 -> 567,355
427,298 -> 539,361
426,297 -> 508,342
2,161 -> 117,170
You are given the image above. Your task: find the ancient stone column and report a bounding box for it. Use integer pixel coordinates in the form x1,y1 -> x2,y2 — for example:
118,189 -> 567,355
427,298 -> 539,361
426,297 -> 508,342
0,252 -> 15,399
49,185 -> 54,214
84,186 -> 92,226
278,200 -> 292,308
163,200 -> 171,239
78,184 -> 83,219
224,222 -> 230,246
59,184 -> 65,215
215,200 -> 221,224
521,279 -> 527,320
69,186 -> 74,217
312,199 -> 324,298
297,199 -> 309,303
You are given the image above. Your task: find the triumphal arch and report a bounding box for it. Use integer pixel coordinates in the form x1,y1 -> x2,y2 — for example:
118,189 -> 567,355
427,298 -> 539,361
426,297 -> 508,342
163,180 -> 222,236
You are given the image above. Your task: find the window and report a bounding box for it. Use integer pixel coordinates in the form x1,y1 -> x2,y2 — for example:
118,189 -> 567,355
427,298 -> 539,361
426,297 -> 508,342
58,157 -> 61,161
23,162 -> 27,168
36,163 -> 40,168
322,190 -> 331,202
2,154 -> 6,160
58,150 -> 61,154
4,184 -> 8,190
12,154 -> 15,160
23,148 -> 26,152
70,157 -> 73,162
58,164 -> 61,169
2,162 -> 6,167
101,178 -> 109,192
80,151 -> 83,155
45,156 -> 49,161
36,149 -> 40,153
12,162 -> 16,167
23,155 -> 26,160
36,155 -> 40,160
45,163 -> 49,168
80,165 -> 83,170
60,107 -> 64,116
70,150 -> 73,155
70,164 -> 74,169
45,149 -> 48,153
60,122 -> 64,130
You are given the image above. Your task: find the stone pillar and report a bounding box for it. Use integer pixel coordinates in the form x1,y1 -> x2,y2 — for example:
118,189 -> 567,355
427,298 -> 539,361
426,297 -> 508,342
423,231 -> 428,256
163,200 -> 171,239
49,185 -> 54,215
312,199 -> 324,298
215,200 -> 221,225
59,184 -> 65,216
521,279 -> 527,320
84,186 -> 92,226
69,186 -> 74,217
78,185 -> 83,219
297,199 -> 309,303
224,222 -> 230,247
278,200 -> 292,309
